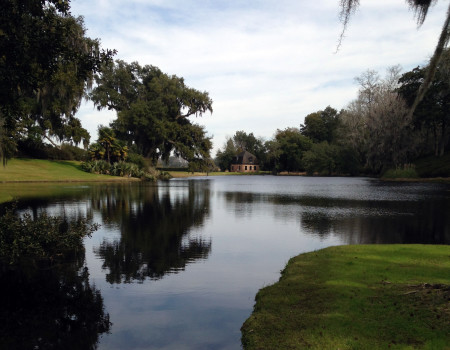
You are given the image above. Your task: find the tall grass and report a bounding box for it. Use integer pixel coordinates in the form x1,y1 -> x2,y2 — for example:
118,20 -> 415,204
382,164 -> 419,179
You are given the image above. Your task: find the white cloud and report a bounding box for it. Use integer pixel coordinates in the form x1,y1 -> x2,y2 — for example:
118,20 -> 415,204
70,0 -> 448,154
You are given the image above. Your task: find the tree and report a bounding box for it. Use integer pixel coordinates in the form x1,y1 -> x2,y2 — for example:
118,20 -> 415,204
339,99 -> 368,169
338,0 -> 450,119
0,1 -> 115,162
341,66 -> 418,173
274,128 -> 312,172
232,131 -> 262,153
232,131 -> 266,165
300,106 -> 340,143
90,60 -> 213,165
88,126 -> 127,163
303,142 -> 338,175
365,91 -> 416,173
215,138 -> 237,171
397,49 -> 450,156
264,139 -> 282,173
215,131 -> 267,171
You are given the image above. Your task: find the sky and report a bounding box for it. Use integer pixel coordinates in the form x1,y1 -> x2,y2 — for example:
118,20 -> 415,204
70,0 -> 448,154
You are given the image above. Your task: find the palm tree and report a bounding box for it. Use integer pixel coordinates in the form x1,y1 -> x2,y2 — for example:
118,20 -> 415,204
97,126 -> 116,164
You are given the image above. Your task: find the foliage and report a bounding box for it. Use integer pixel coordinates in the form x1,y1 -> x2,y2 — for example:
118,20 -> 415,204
415,152 -> 450,177
126,152 -> 148,169
90,60 -> 213,165
382,165 -> 419,179
397,48 -> 450,157
81,160 -> 110,174
158,171 -> 172,181
17,139 -> 87,161
242,244 -> 450,349
339,66 -> 419,174
365,91 -> 416,173
188,158 -> 217,174
215,138 -> 237,171
0,1 -> 115,162
274,128 -> 312,172
87,126 -> 128,164
0,204 -> 99,265
300,106 -> 340,143
81,160 -> 170,180
303,142 -> 338,175
215,132 -> 266,171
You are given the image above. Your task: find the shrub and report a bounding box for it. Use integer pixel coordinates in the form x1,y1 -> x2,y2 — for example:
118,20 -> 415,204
80,160 -> 155,180
382,165 -> 419,179
415,152 -> 450,178
59,144 -> 88,161
126,153 -> 147,169
158,171 -> 172,180
17,140 -> 88,161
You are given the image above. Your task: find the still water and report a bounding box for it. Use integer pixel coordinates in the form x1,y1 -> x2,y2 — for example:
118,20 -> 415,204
1,176 -> 449,349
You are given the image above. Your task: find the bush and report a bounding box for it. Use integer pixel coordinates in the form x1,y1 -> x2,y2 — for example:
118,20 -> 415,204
81,160 -> 110,174
126,153 -> 147,169
382,165 -> 418,179
415,152 -> 450,178
0,204 -> 99,265
17,140 -> 87,161
158,171 -> 172,180
80,160 -> 154,180
59,144 -> 88,161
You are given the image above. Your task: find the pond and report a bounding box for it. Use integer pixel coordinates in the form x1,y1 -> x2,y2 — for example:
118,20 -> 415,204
1,176 -> 449,349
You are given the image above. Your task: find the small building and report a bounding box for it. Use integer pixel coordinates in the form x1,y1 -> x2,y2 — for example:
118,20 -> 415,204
230,151 -> 260,172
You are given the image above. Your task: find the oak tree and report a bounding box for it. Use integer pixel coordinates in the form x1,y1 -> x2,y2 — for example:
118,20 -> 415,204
90,60 -> 213,165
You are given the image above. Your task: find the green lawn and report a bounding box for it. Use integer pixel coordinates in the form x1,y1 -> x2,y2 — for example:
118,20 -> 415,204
0,158 -> 139,203
242,245 -> 450,350
0,158 -> 141,182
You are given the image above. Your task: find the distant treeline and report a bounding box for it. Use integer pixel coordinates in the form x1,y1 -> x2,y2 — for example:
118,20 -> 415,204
216,52 -> 450,177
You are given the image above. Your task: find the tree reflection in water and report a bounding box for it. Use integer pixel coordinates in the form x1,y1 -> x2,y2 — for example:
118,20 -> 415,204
223,186 -> 450,244
0,253 -> 111,349
92,181 -> 212,284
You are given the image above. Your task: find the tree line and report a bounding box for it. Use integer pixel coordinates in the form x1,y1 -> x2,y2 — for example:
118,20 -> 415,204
216,50 -> 450,176
1,0 -> 448,177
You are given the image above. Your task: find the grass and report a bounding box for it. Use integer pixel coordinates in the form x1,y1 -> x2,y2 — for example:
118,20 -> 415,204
0,158 -> 140,183
0,158 -> 140,203
383,167 -> 419,179
241,245 -> 450,350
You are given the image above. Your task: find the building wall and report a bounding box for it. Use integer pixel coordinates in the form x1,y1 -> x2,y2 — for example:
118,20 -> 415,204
230,164 -> 259,172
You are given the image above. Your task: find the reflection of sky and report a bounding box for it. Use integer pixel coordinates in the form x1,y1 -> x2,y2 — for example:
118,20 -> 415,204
27,177 -> 450,349
83,178 -> 346,349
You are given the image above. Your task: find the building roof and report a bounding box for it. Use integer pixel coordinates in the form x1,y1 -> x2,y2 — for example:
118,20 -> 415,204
231,150 -> 259,165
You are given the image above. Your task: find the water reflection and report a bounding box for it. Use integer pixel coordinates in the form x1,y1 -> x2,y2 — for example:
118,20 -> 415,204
91,181 -> 212,283
0,254 -> 111,349
221,179 -> 450,244
1,177 -> 449,350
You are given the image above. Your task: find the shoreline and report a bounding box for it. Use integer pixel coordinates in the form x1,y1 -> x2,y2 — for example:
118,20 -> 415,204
241,244 -> 450,349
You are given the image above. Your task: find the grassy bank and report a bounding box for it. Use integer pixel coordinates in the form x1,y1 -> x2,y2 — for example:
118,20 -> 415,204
0,158 -> 141,183
0,159 -> 140,203
241,245 -> 450,350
